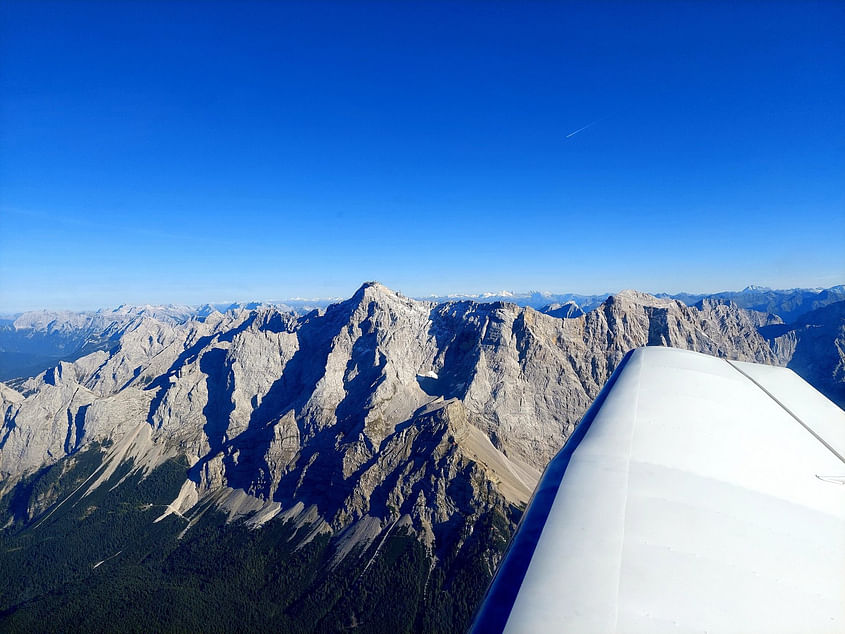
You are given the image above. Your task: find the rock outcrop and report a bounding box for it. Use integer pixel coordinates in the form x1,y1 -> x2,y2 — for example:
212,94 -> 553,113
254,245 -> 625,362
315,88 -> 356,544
1,283 -> 841,633
1,284 -> 787,524
761,300 -> 845,407
538,301 -> 585,319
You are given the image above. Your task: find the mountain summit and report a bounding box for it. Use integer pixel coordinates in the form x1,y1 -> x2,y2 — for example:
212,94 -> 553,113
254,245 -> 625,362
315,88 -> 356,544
0,284 -> 842,631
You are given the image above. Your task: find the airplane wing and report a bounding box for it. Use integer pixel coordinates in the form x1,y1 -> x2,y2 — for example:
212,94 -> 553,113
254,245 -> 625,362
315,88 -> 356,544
471,346 -> 845,633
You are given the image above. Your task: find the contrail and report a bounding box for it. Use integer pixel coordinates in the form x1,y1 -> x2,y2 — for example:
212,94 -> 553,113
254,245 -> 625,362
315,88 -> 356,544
565,121 -> 596,139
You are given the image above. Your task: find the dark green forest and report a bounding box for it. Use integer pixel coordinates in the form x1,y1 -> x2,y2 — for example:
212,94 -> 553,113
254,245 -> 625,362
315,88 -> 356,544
0,447 -> 515,633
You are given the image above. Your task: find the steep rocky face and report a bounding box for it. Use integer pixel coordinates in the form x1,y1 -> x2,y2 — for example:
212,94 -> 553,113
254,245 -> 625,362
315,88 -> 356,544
5,285 -> 838,383
1,282 -> 836,631
761,300 -> 845,407
1,284 -> 782,511
0,305 -> 197,382
538,301 -> 585,319
671,284 -> 845,322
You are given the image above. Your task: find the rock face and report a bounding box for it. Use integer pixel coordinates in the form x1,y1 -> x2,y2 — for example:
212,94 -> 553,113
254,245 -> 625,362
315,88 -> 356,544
4,285 -> 840,382
1,282 -> 840,631
0,305 -> 191,382
538,301 -> 585,319
1,284 -> 785,506
761,300 -> 845,407
0,303 -> 331,382
670,284 -> 845,323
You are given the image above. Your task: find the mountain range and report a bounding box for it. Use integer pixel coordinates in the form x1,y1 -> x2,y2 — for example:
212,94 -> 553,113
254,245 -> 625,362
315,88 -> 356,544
2,285 -> 842,385
0,282 -> 843,632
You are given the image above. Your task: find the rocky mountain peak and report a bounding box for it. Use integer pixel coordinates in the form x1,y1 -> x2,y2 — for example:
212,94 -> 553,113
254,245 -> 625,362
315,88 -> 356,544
605,289 -> 678,307
347,281 -> 422,309
1,284 -> 842,633
2,287 -> 841,584
538,300 -> 585,319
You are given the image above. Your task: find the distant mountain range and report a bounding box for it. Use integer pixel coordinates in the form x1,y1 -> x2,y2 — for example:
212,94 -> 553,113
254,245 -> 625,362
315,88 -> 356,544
0,282 -> 843,631
2,284 -> 842,383
423,283 -> 845,318
658,284 -> 845,323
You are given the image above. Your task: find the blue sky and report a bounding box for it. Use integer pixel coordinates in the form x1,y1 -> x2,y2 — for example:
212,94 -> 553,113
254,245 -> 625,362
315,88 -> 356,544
1,1 -> 843,311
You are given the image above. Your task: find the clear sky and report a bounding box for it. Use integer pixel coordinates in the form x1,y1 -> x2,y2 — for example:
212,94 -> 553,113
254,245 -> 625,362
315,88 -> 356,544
1,1 -> 844,311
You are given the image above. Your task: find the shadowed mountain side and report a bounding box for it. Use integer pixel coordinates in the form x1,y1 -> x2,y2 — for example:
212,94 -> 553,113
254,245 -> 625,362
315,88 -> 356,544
1,283 -> 790,489
2,282 -> 840,632
762,300 -> 845,407
3,285 -> 840,382
672,284 -> 845,323
538,301 -> 585,319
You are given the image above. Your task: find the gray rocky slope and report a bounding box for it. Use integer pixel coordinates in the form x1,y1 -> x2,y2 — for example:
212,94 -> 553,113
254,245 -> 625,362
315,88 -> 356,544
537,300 -> 586,319
669,284 -> 845,323
761,300 -> 845,407
2,283 -> 808,554
4,284 -> 841,383
0,302 -> 329,382
2,283 -> 843,631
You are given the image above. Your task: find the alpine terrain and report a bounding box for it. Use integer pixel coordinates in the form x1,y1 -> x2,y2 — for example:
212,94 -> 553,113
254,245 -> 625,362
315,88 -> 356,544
1,282 -> 843,632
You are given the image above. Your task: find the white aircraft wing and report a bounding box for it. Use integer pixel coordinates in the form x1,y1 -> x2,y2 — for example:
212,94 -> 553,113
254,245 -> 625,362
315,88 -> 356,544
471,346 -> 845,633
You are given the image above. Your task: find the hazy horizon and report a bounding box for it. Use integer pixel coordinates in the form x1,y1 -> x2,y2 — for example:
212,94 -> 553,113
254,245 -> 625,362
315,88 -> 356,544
3,279 -> 844,315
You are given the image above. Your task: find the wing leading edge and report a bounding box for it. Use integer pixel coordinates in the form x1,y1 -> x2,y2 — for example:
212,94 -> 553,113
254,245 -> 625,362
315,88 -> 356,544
471,346 -> 845,633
